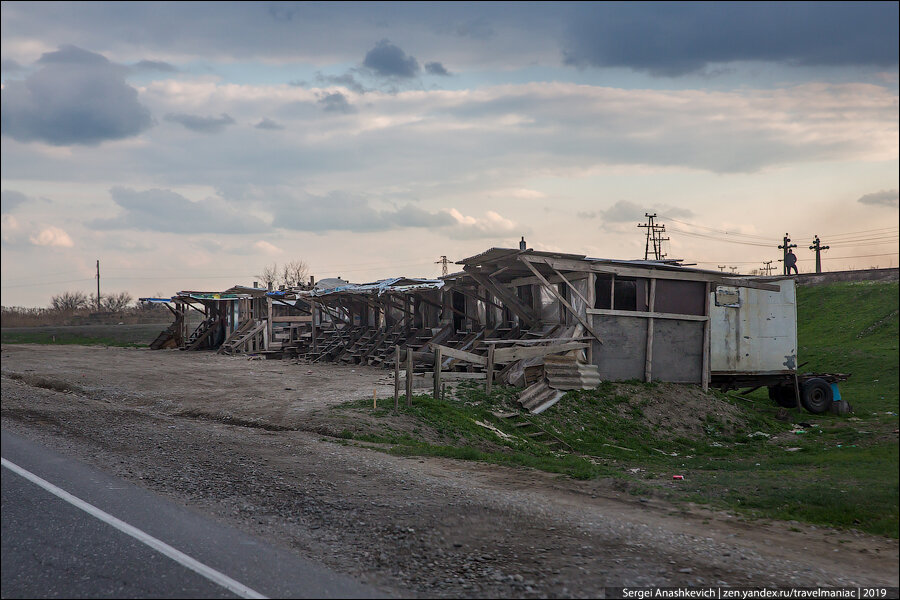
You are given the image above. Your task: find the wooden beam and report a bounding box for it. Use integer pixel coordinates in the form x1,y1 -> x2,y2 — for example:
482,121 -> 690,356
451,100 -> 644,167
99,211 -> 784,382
702,282 -> 711,392
517,258 -> 603,344
520,255 -> 781,292
547,264 -> 590,307
508,271 -> 589,288
587,308 -> 708,322
644,278 -> 656,383
430,344 -> 487,366
465,269 -> 538,327
492,341 -> 589,364
485,345 -> 495,394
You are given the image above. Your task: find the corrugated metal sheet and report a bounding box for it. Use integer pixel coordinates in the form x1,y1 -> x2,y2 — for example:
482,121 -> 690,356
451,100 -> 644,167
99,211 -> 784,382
709,278 -> 797,373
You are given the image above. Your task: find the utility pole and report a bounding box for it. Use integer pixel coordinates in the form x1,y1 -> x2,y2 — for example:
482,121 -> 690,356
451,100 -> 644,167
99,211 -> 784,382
778,233 -> 797,275
637,213 -> 668,260
809,235 -> 829,274
729,266 -> 738,274
435,255 -> 450,277
762,260 -> 774,276
717,265 -> 726,272
96,259 -> 101,312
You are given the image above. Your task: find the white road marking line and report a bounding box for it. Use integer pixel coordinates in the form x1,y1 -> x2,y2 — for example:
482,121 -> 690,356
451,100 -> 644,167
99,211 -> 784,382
1,457 -> 267,599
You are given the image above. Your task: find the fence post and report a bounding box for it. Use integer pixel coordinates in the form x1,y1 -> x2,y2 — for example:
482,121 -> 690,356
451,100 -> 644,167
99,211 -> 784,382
406,348 -> 413,407
433,347 -> 442,399
485,344 -> 495,394
394,345 -> 400,410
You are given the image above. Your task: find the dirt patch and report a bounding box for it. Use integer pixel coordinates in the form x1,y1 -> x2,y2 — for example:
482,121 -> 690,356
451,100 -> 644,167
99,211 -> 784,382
612,382 -> 748,438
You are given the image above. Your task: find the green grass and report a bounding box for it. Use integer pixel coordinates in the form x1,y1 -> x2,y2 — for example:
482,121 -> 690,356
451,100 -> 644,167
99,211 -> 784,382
328,279 -> 899,538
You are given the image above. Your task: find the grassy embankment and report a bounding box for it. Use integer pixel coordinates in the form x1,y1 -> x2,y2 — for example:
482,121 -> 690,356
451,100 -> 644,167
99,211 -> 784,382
327,280 -> 899,537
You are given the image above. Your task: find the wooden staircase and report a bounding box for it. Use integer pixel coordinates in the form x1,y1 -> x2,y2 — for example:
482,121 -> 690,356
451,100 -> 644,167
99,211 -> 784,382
218,319 -> 267,355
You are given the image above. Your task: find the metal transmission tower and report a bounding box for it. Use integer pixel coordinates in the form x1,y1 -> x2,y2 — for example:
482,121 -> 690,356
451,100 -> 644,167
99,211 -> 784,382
809,235 -> 830,274
637,213 -> 669,260
435,255 -> 450,277
762,260 -> 774,276
778,233 -> 798,275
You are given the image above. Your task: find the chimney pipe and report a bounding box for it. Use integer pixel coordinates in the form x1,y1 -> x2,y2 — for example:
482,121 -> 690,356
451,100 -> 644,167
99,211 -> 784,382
519,236 -> 527,251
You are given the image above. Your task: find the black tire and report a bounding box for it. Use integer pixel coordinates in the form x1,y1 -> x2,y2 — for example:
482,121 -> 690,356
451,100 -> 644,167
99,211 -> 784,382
768,384 -> 796,408
801,378 -> 833,414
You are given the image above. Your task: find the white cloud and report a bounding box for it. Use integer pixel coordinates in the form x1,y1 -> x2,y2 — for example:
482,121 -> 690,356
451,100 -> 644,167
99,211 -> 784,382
29,226 -> 74,247
254,240 -> 281,254
444,208 -> 520,240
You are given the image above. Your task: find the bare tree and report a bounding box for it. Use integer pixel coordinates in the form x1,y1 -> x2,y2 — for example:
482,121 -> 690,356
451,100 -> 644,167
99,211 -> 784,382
257,263 -> 279,290
50,291 -> 89,312
281,260 -> 310,288
102,291 -> 133,312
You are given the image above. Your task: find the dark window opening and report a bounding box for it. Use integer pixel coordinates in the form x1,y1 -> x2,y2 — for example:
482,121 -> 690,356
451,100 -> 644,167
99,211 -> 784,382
594,275 -> 612,309
452,291 -> 466,331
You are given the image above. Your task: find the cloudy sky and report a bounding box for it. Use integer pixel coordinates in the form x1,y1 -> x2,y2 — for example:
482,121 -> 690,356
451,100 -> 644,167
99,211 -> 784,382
2,1 -> 898,307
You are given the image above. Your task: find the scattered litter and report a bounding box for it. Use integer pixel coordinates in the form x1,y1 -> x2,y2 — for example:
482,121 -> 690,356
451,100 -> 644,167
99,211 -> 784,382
799,422 -> 812,428
603,443 -> 636,452
784,447 -> 802,452
792,429 -> 807,434
748,431 -> 770,439
710,442 -> 723,447
652,448 -> 678,457
473,419 -> 515,441
627,467 -> 644,474
672,475 -> 684,480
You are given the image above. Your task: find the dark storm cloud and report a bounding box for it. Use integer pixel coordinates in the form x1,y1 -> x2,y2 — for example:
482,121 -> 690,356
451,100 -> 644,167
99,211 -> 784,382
318,92 -> 356,114
363,40 -> 420,78
600,201 -> 695,223
254,118 -> 285,130
1,190 -> 29,213
0,45 -> 153,145
133,59 -> 178,72
164,113 -> 236,134
425,61 -> 450,76
857,189 -> 899,208
563,2 -> 899,76
272,192 -> 454,233
90,187 -> 269,234
1,58 -> 24,72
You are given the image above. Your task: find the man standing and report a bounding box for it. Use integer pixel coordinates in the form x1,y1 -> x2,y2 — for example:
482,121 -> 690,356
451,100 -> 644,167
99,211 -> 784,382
785,249 -> 799,275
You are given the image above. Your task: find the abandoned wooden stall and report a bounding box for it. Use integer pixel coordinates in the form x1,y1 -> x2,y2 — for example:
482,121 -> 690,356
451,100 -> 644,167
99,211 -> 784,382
294,277 -> 448,365
453,248 -> 784,390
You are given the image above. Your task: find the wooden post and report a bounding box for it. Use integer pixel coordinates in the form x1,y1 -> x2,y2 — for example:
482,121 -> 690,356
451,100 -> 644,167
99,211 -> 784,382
394,345 -> 400,410
433,347 -> 442,399
485,344 -> 495,394
266,296 -> 273,351
702,282 -> 711,391
406,348 -> 413,407
587,273 -> 596,365
793,373 -> 803,412
644,278 -> 656,383
310,298 -> 318,354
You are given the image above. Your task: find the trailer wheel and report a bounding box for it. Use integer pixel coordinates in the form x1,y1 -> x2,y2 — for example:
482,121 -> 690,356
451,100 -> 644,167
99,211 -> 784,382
801,378 -> 833,414
768,385 -> 796,408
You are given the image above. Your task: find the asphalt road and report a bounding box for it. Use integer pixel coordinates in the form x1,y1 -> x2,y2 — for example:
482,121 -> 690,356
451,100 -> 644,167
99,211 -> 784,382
1,429 -> 385,599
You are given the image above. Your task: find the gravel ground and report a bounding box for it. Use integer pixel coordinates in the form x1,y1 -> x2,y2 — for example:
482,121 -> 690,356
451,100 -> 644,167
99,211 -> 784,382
1,345 -> 897,597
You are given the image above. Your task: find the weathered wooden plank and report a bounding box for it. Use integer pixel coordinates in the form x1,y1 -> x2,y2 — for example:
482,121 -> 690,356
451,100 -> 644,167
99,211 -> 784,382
520,255 -> 781,292
587,308 -> 709,322
493,341 -> 589,364
431,344 -> 487,366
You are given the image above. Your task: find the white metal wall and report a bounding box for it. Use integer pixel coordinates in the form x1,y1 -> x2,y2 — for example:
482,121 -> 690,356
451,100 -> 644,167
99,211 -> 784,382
709,278 -> 797,373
